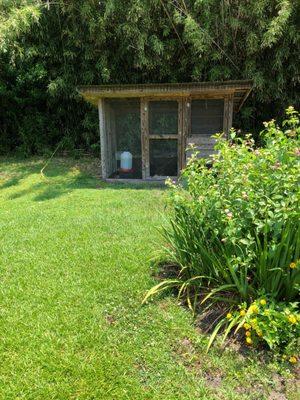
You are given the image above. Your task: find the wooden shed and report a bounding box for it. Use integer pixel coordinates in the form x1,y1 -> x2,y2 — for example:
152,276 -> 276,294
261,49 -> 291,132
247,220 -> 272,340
78,80 -> 252,180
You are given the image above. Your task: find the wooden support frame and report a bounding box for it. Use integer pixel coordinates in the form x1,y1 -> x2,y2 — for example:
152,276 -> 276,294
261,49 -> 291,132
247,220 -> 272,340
79,80 -> 252,109
181,97 -> 191,170
223,95 -> 234,137
142,97 -> 185,179
140,98 -> 149,179
228,95 -> 234,131
178,99 -> 183,174
104,102 -> 113,177
98,98 -> 107,179
148,134 -> 178,140
99,91 -> 238,181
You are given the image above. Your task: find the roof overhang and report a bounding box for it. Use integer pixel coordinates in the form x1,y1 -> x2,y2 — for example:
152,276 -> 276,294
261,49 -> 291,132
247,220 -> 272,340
78,80 -> 252,112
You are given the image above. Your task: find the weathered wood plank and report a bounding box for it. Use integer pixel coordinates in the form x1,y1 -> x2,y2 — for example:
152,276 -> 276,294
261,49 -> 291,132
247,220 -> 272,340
105,178 -> 172,184
228,95 -> 234,132
149,134 -> 178,139
98,98 -> 107,179
187,134 -> 217,146
140,99 -> 150,179
79,80 -> 252,113
223,95 -> 234,136
79,81 -> 251,100
184,98 -> 191,169
178,99 -> 183,173
223,96 -> 229,137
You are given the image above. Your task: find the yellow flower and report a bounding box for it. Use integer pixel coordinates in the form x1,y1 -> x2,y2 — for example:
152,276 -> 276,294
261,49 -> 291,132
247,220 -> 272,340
289,356 -> 297,364
264,310 -> 270,316
246,337 -> 252,345
243,323 -> 251,330
260,299 -> 266,306
240,309 -> 246,316
288,315 -> 297,324
289,262 -> 296,269
245,331 -> 251,337
256,330 -> 263,337
226,313 -> 232,320
249,304 -> 259,314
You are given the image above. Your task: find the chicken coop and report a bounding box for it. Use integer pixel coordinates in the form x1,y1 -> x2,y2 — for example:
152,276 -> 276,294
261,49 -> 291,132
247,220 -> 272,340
78,81 -> 252,181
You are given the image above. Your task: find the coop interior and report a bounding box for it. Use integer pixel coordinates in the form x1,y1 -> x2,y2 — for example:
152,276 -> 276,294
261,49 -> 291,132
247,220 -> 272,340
149,100 -> 178,177
103,97 -> 226,179
105,98 -> 142,179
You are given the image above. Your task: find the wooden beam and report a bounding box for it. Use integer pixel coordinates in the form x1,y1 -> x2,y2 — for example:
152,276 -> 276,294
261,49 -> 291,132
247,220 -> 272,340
223,95 -> 234,137
237,86 -> 252,112
149,134 -> 178,140
140,99 -> 150,179
178,99 -> 183,173
79,80 -> 252,98
105,178 -> 171,184
181,98 -> 190,169
98,98 -> 107,179
79,80 -> 253,112
228,95 -> 234,132
223,97 -> 229,137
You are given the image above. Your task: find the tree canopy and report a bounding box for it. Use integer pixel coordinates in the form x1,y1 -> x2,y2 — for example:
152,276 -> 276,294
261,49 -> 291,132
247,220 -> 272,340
0,0 -> 299,155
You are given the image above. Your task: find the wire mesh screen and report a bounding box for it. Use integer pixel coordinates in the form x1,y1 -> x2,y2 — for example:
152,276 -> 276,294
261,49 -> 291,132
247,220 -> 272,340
150,139 -> 178,177
191,99 -> 224,135
106,99 -> 141,178
149,101 -> 178,135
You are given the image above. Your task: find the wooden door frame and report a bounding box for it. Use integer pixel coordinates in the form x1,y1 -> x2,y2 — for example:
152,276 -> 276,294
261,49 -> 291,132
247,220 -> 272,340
140,97 -> 188,179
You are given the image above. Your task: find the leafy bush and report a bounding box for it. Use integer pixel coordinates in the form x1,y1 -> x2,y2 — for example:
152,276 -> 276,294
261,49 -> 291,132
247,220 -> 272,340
144,107 -> 300,356
1,1 -> 300,155
213,299 -> 299,361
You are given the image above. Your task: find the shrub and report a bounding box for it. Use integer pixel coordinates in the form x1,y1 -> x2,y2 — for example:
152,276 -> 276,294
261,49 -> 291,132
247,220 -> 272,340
212,298 -> 299,360
144,107 -> 300,355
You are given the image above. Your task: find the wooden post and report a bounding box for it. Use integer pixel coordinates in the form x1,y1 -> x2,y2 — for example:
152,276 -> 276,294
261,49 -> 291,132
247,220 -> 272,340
223,95 -> 234,137
178,99 -> 183,174
98,98 -> 107,179
228,95 -> 234,132
140,98 -> 150,179
223,96 -> 229,137
181,98 -> 190,170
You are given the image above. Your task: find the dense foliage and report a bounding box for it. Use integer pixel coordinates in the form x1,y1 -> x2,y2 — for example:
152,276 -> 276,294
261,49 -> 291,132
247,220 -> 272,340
144,107 -> 300,357
0,0 -> 300,155
223,299 -> 299,361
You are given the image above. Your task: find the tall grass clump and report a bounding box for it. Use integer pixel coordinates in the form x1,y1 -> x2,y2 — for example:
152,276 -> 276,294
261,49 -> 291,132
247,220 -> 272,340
144,107 -> 300,358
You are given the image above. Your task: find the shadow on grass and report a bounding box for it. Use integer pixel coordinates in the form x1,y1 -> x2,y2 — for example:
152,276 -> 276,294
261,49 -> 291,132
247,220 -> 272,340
0,177 -> 22,189
0,160 -> 44,189
0,157 -> 166,202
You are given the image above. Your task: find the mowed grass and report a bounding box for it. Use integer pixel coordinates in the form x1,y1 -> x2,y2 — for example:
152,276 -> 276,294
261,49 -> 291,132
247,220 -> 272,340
0,157 -> 297,400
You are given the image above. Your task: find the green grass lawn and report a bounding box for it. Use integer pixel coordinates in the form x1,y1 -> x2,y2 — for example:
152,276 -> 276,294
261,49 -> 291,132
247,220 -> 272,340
0,157 -> 298,400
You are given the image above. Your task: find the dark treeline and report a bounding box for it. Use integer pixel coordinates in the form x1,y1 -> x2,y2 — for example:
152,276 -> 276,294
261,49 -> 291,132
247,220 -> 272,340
0,0 -> 299,156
